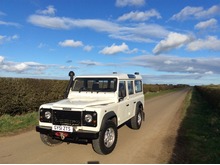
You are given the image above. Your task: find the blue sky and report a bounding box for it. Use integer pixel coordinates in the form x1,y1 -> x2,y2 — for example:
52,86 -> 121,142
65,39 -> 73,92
1,0 -> 220,85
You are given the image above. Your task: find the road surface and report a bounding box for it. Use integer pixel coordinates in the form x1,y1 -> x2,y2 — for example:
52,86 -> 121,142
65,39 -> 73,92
0,89 -> 189,164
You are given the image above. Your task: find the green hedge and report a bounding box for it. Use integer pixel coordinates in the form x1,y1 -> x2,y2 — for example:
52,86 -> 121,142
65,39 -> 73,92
195,85 -> 220,111
0,78 -> 68,116
0,78 -> 188,116
143,84 -> 188,93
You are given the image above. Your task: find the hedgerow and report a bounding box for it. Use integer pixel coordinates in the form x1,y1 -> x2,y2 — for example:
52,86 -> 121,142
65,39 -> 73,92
0,78 -> 68,116
143,84 -> 188,93
0,78 -> 187,116
195,85 -> 220,112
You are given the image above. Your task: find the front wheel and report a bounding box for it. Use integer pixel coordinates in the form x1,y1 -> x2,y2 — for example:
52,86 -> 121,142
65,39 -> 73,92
92,120 -> 118,155
40,134 -> 63,146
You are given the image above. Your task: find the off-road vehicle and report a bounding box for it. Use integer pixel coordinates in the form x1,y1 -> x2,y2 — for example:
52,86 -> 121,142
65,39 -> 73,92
36,71 -> 145,155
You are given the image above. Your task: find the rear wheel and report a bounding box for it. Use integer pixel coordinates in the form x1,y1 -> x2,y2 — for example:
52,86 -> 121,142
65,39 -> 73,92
92,120 -> 117,155
128,105 -> 143,130
40,134 -> 62,146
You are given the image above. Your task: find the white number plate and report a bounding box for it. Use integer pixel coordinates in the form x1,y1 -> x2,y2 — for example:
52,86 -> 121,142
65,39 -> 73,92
52,125 -> 73,132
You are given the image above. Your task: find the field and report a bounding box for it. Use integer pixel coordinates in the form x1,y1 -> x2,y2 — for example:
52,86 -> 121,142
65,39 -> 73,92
1,77 -> 220,163
170,85 -> 220,163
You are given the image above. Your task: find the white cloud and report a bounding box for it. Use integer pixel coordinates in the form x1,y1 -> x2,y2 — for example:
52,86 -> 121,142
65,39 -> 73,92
195,5 -> 220,19
11,35 -> 19,39
171,6 -> 203,21
58,39 -> 83,47
205,71 -> 213,75
60,65 -> 77,70
0,20 -> 20,27
38,42 -> 47,48
115,0 -> 145,7
142,73 -> 220,85
164,60 -> 177,65
117,9 -> 161,21
128,54 -> 220,75
171,5 -> 220,21
83,45 -> 93,52
36,5 -> 56,15
6,63 -> 29,72
28,15 -> 120,31
187,36 -> 220,51
194,18 -> 218,30
0,34 -> 19,44
153,32 -> 193,55
0,11 -> 20,27
79,60 -> 102,66
0,35 -> 5,40
28,10 -> 168,43
0,56 -> 47,73
186,66 -> 194,72
109,23 -> 169,43
0,56 -> 4,63
78,60 -> 117,67
99,42 -> 129,55
142,74 -> 204,85
127,48 -> 138,54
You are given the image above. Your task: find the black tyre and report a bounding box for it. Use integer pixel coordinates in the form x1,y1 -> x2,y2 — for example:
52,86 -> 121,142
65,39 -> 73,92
40,134 -> 62,146
128,105 -> 143,130
92,120 -> 118,155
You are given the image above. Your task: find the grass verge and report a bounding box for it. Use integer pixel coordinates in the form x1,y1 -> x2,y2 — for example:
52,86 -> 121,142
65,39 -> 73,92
0,112 -> 38,136
145,88 -> 182,100
170,88 -> 220,163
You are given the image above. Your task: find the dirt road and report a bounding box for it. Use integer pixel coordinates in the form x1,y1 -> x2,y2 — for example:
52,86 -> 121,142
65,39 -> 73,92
0,89 -> 189,164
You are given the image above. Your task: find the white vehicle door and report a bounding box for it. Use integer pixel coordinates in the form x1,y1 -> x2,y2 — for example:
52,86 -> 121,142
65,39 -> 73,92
117,81 -> 130,125
127,80 -> 136,117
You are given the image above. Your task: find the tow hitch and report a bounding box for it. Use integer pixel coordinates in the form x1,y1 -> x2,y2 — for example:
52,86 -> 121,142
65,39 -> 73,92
55,132 -> 69,140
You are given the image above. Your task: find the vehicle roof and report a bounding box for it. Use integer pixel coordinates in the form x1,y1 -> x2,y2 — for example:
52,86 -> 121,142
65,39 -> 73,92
75,73 -> 142,80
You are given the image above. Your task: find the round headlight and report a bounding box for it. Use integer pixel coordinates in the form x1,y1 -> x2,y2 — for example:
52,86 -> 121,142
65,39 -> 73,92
85,114 -> 92,123
45,111 -> 51,119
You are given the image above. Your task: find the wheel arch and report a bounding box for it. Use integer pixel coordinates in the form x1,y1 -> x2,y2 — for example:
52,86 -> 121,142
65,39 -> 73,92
136,101 -> 145,121
100,111 -> 117,130
136,101 -> 143,109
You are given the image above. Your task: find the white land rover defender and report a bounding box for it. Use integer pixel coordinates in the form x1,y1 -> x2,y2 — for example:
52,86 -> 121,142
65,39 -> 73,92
36,71 -> 145,155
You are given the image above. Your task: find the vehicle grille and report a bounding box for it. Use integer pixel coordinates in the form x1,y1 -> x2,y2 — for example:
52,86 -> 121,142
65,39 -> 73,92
53,110 -> 82,126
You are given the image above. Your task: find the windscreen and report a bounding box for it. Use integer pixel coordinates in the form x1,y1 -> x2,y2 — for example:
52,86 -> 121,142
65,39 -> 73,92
72,78 -> 117,92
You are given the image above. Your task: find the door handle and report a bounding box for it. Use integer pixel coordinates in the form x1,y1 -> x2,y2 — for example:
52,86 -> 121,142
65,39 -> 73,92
126,104 -> 129,106
134,101 -> 136,104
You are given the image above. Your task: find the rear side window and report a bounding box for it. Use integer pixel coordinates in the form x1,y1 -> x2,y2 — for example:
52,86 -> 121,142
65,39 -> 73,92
135,80 -> 142,93
119,81 -> 127,98
127,81 -> 134,95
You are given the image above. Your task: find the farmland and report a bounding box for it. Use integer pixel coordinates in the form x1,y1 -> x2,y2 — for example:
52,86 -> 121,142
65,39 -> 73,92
0,77 -> 220,163
170,85 -> 220,163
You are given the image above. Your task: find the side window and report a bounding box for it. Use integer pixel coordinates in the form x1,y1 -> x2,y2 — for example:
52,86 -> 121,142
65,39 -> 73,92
119,81 -> 126,98
135,80 -> 142,93
127,81 -> 134,95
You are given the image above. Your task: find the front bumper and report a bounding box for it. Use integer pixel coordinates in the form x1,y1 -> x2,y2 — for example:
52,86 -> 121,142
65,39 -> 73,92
36,126 -> 99,140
